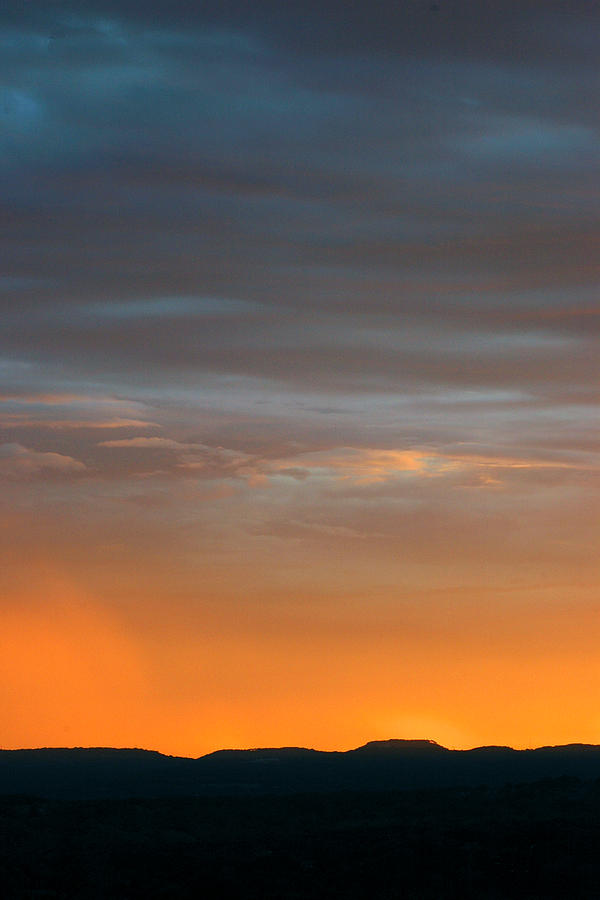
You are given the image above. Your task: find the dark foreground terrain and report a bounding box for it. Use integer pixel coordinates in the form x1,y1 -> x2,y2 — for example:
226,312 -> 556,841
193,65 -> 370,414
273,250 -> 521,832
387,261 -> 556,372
5,740 -> 600,798
3,777 -> 600,899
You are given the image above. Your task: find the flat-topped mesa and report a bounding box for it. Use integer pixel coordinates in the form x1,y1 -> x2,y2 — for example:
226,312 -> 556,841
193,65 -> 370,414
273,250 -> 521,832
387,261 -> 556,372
350,739 -> 446,755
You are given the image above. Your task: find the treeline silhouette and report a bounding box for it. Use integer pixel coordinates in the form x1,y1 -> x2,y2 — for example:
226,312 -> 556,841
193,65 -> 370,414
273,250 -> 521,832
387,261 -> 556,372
3,741 -> 600,898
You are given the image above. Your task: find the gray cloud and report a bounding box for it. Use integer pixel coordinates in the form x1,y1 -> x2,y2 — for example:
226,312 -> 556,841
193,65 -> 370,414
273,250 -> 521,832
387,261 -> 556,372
1,0 -> 598,576
0,442 -> 87,479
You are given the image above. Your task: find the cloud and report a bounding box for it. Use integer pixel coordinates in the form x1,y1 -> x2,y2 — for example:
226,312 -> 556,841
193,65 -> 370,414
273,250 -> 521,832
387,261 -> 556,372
0,392 -> 159,436
0,393 -> 92,405
274,448 -> 447,483
0,416 -> 159,430
0,443 -> 87,479
98,436 -> 186,449
97,435 -> 268,483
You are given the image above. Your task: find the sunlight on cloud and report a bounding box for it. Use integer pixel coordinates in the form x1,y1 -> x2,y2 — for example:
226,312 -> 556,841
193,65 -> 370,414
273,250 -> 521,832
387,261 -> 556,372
0,443 -> 87,479
0,392 -> 159,431
281,447 -> 460,484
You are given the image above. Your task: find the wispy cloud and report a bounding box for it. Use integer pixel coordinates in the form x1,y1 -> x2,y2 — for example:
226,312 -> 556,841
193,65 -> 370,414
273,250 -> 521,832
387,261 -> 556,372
98,437 -> 188,449
0,443 -> 87,479
0,415 -> 159,430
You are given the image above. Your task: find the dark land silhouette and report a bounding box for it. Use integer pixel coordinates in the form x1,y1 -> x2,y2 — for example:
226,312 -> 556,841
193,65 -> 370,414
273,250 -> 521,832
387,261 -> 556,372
3,740 -> 600,898
3,739 -> 600,798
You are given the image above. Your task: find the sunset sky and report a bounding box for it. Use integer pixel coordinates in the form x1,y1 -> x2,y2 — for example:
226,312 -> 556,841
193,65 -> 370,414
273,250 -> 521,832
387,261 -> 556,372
1,0 -> 599,756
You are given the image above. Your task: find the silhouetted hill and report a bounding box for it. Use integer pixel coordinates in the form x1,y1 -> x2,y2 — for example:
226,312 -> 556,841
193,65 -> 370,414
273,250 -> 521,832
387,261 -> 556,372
350,739 -> 445,755
3,741 -> 600,799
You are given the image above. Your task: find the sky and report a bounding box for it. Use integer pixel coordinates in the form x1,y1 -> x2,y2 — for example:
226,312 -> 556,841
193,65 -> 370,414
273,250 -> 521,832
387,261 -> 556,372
1,0 -> 599,756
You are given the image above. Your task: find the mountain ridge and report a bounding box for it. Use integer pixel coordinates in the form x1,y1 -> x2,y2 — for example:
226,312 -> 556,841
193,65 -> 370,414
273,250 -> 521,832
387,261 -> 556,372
5,738 -> 600,757
3,739 -> 600,799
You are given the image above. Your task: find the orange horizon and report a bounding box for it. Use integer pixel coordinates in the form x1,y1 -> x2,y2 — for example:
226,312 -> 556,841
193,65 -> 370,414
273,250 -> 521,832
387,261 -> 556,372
2,556 -> 598,759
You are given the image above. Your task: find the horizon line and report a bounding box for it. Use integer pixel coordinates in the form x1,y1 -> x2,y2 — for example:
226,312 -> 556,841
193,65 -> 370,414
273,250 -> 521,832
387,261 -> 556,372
4,737 -> 600,758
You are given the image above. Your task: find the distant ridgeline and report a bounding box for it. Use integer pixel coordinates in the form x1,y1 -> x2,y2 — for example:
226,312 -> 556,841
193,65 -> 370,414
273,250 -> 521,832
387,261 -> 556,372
2,740 -> 600,799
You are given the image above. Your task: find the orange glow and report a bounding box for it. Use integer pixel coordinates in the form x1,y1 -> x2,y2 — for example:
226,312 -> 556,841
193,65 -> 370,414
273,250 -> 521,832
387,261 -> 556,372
2,553 -> 599,756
